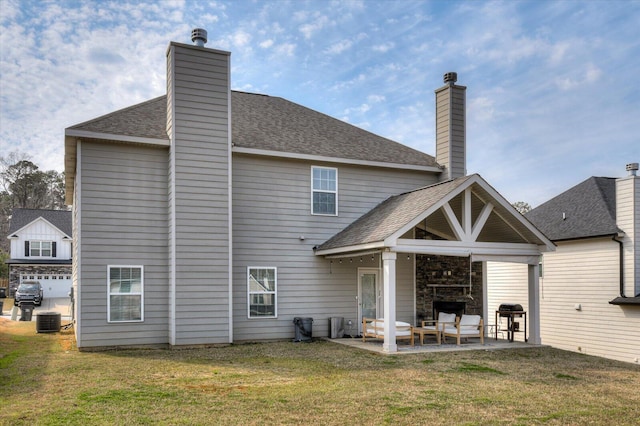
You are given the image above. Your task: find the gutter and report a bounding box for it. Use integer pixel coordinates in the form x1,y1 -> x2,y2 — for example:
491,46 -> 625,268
613,234 -> 626,298
608,233 -> 640,305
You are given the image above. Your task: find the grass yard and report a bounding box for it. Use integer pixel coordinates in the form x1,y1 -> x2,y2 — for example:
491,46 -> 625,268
1,318 -> 639,425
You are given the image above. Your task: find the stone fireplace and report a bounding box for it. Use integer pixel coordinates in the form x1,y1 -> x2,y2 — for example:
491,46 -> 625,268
433,300 -> 466,319
414,228 -> 484,323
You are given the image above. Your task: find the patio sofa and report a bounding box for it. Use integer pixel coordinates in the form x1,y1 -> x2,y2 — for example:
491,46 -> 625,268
362,318 -> 414,345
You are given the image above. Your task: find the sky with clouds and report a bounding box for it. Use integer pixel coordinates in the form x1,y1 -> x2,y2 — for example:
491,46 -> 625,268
1,0 -> 638,207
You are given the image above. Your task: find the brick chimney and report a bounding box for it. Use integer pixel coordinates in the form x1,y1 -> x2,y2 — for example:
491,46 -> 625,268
435,72 -> 466,181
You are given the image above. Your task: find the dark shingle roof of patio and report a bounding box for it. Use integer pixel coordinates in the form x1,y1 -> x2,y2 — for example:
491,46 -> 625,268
525,177 -> 619,241
68,91 -> 438,168
316,176 -> 473,251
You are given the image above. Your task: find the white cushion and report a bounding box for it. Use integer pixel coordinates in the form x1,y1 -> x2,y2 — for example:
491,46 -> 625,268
438,312 -> 457,324
437,312 -> 457,330
459,314 -> 481,331
366,319 -> 411,336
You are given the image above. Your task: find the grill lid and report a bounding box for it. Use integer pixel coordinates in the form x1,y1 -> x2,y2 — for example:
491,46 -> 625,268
498,303 -> 523,312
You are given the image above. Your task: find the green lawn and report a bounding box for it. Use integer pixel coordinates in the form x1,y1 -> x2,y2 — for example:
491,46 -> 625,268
1,318 -> 639,425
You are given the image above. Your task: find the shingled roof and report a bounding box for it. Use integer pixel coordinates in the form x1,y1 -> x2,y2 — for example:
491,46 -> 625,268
8,208 -> 72,237
315,176 -> 473,251
69,96 -> 169,141
525,177 -> 619,241
68,91 -> 437,168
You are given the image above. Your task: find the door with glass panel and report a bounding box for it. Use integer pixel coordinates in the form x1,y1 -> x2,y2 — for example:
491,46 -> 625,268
358,268 -> 380,333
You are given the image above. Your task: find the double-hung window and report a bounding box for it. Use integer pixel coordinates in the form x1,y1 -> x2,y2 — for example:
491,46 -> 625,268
108,265 -> 143,322
248,267 -> 276,318
311,166 -> 337,215
27,241 -> 53,257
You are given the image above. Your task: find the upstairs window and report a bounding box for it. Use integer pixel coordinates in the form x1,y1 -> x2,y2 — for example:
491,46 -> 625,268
311,166 -> 338,215
25,241 -> 55,257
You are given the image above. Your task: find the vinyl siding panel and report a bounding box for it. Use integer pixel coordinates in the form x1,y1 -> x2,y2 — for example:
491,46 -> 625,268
77,141 -> 169,348
488,238 -> 640,364
616,176 -> 639,295
168,43 -> 231,345
232,154 -> 436,340
485,262 -> 529,341
435,85 -> 465,180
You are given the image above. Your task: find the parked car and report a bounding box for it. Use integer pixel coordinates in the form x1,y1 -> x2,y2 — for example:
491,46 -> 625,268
14,281 -> 44,306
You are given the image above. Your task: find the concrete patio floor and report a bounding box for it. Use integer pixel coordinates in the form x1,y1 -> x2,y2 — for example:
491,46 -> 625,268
326,336 -> 538,355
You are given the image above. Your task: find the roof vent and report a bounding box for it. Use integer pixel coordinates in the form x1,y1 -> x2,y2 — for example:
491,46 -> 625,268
626,162 -> 639,176
443,72 -> 457,85
191,28 -> 208,47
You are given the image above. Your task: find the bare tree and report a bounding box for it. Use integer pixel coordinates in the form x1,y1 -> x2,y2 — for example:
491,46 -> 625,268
512,201 -> 532,214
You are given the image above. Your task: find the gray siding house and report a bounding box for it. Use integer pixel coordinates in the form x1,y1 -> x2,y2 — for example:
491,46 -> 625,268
64,32 -> 553,351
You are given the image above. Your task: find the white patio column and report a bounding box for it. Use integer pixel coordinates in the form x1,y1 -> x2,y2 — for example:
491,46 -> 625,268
527,263 -> 541,344
382,251 -> 397,353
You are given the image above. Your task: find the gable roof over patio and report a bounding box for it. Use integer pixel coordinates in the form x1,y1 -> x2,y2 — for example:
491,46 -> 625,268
314,174 -> 554,263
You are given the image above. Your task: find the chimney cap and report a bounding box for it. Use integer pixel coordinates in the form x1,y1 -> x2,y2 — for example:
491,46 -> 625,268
191,28 -> 208,47
626,162 -> 639,176
443,72 -> 457,84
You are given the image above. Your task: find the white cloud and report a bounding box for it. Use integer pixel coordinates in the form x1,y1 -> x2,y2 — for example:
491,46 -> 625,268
299,14 -> 330,39
372,42 -> 394,53
325,39 -> 352,55
259,39 -> 274,48
367,94 -> 385,103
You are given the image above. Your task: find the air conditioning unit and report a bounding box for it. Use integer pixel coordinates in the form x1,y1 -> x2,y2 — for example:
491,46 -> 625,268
36,312 -> 61,333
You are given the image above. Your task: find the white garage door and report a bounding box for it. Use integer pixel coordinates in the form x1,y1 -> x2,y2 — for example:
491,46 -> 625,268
21,274 -> 72,298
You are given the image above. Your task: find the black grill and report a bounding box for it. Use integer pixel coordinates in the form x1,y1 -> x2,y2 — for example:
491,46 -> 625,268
498,303 -> 523,315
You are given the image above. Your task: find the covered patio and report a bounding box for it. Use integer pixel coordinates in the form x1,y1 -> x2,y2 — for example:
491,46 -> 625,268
314,174 -> 555,353
327,335 -> 539,355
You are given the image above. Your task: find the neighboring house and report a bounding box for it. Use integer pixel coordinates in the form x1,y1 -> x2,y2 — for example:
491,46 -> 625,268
5,208 -> 73,298
487,167 -> 640,364
63,30 -> 553,351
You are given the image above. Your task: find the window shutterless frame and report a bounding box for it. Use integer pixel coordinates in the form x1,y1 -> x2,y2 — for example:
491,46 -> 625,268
247,266 -> 277,319
311,166 -> 338,216
107,265 -> 144,323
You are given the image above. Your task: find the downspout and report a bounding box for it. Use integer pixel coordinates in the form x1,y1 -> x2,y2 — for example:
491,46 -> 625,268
613,234 -> 625,298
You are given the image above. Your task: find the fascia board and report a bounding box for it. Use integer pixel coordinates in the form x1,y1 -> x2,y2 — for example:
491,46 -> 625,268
395,238 -> 543,256
233,146 -> 442,173
64,129 -> 170,146
314,242 -> 385,257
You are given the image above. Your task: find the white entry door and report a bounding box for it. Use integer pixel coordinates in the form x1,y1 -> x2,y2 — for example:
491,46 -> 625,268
358,268 -> 381,333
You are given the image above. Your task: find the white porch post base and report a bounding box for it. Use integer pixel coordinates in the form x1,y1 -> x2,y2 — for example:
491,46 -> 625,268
382,251 -> 397,353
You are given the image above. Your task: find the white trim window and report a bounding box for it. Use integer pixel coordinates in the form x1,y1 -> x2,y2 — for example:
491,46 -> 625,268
108,265 -> 144,322
311,166 -> 338,215
26,240 -> 55,257
248,267 -> 277,318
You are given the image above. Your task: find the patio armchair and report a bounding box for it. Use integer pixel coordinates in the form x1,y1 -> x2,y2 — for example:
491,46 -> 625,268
362,318 -> 414,345
441,314 -> 484,345
414,312 -> 457,344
